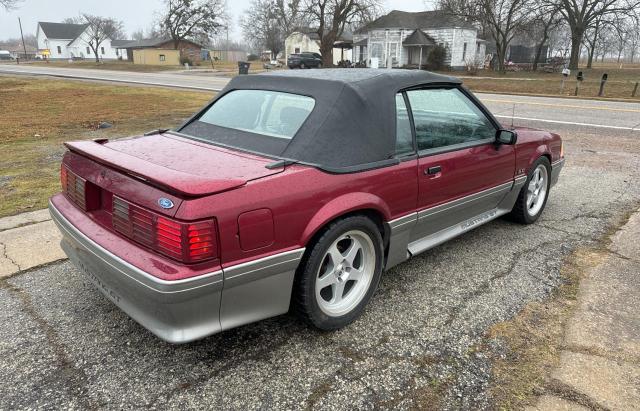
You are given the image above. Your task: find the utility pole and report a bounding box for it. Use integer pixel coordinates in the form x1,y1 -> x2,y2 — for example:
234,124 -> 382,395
18,17 -> 27,60
226,25 -> 229,61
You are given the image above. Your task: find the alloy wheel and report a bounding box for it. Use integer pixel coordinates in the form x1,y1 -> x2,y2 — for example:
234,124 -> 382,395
315,230 -> 376,317
526,164 -> 548,217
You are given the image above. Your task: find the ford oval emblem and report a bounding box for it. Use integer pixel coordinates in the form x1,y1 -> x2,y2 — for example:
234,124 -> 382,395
158,198 -> 174,209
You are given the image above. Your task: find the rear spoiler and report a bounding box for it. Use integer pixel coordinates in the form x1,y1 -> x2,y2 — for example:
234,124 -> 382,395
64,140 -> 246,196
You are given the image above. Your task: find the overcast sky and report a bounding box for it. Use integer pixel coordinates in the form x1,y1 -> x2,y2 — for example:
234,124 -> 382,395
0,0 -> 430,42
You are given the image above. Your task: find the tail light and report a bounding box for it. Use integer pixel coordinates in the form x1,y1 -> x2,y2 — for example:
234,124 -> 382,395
113,196 -> 218,263
60,164 -> 99,211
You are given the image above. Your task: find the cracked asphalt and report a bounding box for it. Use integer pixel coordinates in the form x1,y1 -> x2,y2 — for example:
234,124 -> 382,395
1,121 -> 639,410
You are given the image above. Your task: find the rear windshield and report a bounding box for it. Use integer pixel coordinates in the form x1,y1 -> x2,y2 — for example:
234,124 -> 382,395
193,90 -> 314,140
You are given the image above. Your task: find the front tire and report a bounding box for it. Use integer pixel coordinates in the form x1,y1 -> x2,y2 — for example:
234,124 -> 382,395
509,157 -> 551,224
293,216 -> 383,330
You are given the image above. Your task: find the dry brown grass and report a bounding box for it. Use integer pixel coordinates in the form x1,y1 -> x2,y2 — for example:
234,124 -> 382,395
17,60 -> 182,72
0,76 -> 211,218
454,65 -> 640,100
483,204 -> 639,409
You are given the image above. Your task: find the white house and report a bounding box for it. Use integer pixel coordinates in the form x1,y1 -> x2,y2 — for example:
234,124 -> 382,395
353,10 -> 486,70
284,29 -> 353,65
36,22 -> 121,60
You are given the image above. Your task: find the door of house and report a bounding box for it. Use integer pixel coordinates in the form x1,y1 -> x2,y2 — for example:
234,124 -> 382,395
387,42 -> 398,68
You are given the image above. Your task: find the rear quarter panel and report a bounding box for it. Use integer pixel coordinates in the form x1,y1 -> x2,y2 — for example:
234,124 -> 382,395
175,160 -> 418,267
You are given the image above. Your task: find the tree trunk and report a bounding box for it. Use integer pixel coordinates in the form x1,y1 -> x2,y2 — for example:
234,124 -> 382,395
587,44 -> 595,68
92,45 -> 99,63
532,34 -> 548,71
568,26 -> 584,70
495,41 -> 508,73
319,37 -> 335,67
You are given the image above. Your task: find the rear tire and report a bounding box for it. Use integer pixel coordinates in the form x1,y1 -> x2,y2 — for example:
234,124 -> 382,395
293,215 -> 383,330
509,157 -> 551,224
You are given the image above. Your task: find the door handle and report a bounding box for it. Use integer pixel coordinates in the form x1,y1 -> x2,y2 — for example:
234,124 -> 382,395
425,165 -> 442,175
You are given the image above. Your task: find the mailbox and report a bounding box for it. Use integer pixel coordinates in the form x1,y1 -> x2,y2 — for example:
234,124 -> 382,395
577,71 -> 584,81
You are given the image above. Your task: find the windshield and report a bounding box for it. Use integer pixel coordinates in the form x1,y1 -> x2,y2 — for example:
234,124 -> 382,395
193,90 -> 315,139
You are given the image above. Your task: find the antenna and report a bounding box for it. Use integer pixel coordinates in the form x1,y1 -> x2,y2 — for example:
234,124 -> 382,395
510,103 -> 515,130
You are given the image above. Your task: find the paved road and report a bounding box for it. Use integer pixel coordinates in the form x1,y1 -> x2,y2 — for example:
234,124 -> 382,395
1,64 -> 639,133
1,124 -> 639,409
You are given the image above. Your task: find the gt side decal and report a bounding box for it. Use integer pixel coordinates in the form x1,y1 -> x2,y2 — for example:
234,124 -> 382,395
460,210 -> 497,230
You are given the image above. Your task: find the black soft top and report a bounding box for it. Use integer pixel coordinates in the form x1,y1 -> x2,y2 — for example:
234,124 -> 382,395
180,69 -> 462,172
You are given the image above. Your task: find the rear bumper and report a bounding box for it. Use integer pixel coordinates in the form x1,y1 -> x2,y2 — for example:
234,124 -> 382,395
50,199 -> 304,344
551,158 -> 565,187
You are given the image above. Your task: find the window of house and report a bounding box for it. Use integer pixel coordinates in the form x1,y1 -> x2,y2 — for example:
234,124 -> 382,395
462,42 -> 467,60
86,46 -> 90,54
294,47 -> 300,54
159,54 -> 166,62
57,46 -> 61,54
395,93 -> 414,156
101,47 -> 105,55
406,88 -> 495,152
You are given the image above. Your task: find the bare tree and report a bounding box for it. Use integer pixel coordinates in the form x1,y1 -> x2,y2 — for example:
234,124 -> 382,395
80,14 -> 124,62
131,29 -> 145,41
528,1 -> 564,70
273,0 -> 306,35
478,0 -> 533,72
582,13 -> 610,67
241,0 -> 305,58
159,0 -> 226,50
558,0 -> 640,69
62,16 -> 85,24
302,0 -> 383,67
626,16 -> 640,62
0,0 -> 22,11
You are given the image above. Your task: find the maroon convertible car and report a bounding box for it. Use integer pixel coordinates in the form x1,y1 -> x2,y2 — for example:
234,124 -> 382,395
50,69 -> 564,343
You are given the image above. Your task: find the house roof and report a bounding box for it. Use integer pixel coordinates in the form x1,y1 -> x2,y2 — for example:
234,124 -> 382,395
111,39 -> 133,48
121,37 -> 203,49
357,10 -> 475,32
38,22 -> 88,40
402,29 -> 436,46
293,28 -> 353,42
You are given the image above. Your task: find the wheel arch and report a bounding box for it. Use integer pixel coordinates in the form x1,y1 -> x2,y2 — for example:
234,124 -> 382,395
298,193 -> 391,262
526,145 -> 553,174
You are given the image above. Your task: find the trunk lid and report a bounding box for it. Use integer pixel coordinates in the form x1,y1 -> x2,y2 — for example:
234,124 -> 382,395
65,133 -> 283,197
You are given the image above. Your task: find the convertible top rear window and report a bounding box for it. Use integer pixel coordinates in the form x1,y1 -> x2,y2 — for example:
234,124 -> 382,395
195,90 -> 315,140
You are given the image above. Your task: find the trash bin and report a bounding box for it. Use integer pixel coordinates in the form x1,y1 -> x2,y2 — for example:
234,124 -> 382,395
238,61 -> 250,75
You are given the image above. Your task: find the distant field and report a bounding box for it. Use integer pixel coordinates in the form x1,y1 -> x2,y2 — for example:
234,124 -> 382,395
0,76 -> 212,218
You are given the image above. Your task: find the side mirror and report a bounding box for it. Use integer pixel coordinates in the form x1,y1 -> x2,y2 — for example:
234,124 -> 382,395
496,129 -> 517,145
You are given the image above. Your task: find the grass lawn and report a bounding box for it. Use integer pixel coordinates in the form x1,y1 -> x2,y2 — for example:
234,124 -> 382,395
16,60 -> 183,72
454,63 -> 640,100
0,76 -> 212,218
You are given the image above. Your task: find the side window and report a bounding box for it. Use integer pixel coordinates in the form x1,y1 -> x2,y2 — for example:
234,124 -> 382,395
406,88 -> 496,152
395,93 -> 414,156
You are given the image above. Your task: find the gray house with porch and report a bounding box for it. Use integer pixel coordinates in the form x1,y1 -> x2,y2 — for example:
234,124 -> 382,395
353,10 -> 486,70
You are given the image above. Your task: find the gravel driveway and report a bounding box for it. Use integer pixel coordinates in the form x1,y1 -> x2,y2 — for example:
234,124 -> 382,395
1,122 -> 639,410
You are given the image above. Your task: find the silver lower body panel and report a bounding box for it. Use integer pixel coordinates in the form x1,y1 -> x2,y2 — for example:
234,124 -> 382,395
551,158 -> 565,188
386,176 -> 527,265
50,201 -> 304,344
